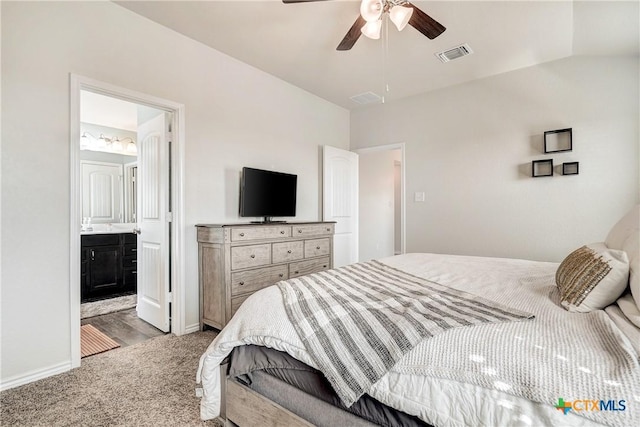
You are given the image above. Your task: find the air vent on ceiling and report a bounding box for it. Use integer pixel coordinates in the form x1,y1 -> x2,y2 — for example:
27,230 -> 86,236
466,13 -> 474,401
350,91 -> 382,105
436,43 -> 473,63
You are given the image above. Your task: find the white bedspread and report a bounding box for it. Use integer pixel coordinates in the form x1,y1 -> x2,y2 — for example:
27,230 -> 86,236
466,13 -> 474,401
197,253 -> 640,426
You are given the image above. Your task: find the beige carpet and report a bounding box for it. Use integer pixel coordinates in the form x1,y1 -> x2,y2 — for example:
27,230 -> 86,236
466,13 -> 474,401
1,331 -> 223,427
81,324 -> 120,358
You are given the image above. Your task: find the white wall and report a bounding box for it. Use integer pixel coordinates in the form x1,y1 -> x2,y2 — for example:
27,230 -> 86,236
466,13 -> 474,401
358,149 -> 402,261
351,55 -> 639,262
1,1 -> 349,386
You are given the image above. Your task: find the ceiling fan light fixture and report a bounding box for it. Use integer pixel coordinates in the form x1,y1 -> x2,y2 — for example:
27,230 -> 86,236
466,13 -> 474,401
389,5 -> 413,31
360,0 -> 383,22
361,20 -> 382,39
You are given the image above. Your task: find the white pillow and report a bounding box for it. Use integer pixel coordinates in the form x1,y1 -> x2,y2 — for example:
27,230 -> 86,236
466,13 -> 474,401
556,243 -> 629,313
617,293 -> 640,329
605,205 -> 639,312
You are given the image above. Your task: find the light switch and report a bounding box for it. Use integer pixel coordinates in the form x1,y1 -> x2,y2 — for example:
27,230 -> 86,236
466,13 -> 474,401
414,192 -> 425,202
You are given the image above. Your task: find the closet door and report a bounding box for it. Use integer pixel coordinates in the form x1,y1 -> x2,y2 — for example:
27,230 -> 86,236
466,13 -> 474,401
81,161 -> 123,224
323,145 -> 359,267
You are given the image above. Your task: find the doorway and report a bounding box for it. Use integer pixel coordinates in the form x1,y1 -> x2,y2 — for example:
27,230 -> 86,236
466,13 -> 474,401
355,143 -> 406,262
70,75 -> 186,368
78,90 -> 166,323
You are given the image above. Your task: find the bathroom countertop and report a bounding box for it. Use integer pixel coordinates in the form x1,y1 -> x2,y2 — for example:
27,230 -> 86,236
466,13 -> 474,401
80,224 -> 137,235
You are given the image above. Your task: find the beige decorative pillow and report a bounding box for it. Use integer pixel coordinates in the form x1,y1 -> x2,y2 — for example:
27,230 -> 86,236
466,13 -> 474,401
556,242 -> 629,313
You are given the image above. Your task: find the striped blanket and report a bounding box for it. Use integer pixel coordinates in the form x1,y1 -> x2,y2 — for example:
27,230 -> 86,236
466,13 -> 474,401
277,260 -> 535,406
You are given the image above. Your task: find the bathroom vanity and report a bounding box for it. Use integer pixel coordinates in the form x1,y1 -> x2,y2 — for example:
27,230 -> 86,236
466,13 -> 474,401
81,230 -> 137,302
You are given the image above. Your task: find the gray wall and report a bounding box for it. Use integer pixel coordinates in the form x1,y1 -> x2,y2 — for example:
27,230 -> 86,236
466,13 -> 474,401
351,55 -> 639,262
1,1 -> 349,386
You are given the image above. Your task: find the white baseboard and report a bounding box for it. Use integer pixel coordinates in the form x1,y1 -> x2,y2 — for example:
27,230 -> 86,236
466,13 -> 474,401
0,361 -> 71,392
184,323 -> 201,334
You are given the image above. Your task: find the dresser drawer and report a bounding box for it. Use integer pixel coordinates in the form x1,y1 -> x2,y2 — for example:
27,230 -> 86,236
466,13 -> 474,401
231,265 -> 288,296
122,257 -> 138,269
290,257 -> 331,278
272,241 -> 304,264
231,244 -> 271,270
304,238 -> 330,258
123,244 -> 137,258
231,226 -> 291,242
292,224 -> 334,238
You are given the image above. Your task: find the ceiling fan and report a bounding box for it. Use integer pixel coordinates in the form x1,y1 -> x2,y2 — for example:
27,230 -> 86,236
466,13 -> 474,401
282,0 -> 446,51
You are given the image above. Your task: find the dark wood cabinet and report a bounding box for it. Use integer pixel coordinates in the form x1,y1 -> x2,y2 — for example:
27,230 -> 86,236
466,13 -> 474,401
122,233 -> 138,290
81,233 -> 137,302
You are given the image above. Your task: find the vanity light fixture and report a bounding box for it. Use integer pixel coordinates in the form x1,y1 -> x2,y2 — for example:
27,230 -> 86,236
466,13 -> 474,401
81,132 -> 136,155
111,137 -> 124,152
113,136 -> 137,154
81,132 -> 109,148
125,139 -> 137,154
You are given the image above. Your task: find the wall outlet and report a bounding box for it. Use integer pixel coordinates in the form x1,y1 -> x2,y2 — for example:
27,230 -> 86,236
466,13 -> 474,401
414,192 -> 425,202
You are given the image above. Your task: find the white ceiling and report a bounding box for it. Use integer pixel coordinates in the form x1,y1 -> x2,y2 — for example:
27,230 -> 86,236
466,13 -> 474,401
115,0 -> 638,110
81,90 -> 165,131
81,90 -> 140,130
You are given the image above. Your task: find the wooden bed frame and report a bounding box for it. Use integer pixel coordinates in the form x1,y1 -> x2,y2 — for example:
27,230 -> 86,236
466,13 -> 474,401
217,364 -> 313,427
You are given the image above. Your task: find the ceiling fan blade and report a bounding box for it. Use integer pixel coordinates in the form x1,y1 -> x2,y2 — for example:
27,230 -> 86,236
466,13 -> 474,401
407,3 -> 446,40
336,15 -> 366,51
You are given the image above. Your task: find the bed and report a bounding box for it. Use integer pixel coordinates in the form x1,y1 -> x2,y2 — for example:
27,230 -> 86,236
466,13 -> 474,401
197,206 -> 640,427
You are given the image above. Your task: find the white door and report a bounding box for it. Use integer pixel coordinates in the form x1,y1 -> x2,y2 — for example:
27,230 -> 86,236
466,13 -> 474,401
81,161 -> 123,224
323,145 -> 359,267
136,112 -> 171,332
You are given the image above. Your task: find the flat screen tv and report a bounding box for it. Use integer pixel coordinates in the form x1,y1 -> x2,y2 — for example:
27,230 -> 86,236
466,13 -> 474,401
239,167 -> 297,223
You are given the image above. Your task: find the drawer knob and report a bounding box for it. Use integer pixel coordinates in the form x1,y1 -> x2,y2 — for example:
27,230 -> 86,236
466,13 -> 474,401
316,246 -> 320,250
298,229 -> 302,233
294,270 -> 299,274
250,254 -> 255,259
279,274 -> 284,278
323,265 -> 327,268
326,228 -> 330,231
287,250 -> 292,254
239,232 -> 245,237
280,231 -> 285,234
239,281 -> 245,286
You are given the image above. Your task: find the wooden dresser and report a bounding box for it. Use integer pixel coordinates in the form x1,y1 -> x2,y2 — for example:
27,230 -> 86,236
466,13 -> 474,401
196,222 -> 335,330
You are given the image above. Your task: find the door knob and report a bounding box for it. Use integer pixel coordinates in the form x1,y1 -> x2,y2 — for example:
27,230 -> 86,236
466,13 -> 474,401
133,227 -> 141,234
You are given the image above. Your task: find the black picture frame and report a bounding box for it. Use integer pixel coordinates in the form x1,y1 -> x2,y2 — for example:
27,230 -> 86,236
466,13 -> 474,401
532,159 -> 553,177
544,128 -> 572,153
562,162 -> 579,175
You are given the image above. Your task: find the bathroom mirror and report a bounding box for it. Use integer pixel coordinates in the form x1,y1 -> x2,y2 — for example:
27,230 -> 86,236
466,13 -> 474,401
80,124 -> 137,225
80,90 -> 140,226
80,151 -> 137,225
